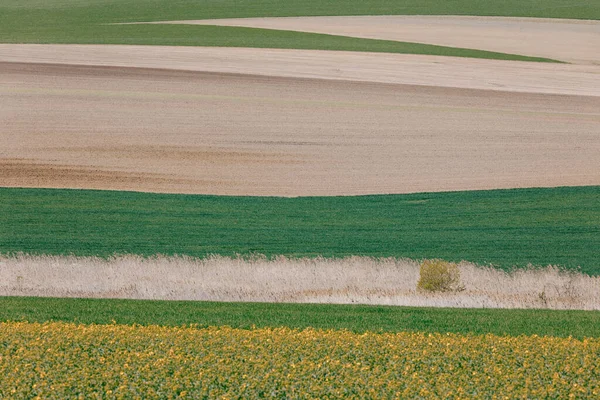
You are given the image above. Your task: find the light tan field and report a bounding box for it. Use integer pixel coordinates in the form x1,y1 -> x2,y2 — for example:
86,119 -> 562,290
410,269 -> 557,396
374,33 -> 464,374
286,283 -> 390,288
152,16 -> 600,65
1,47 -> 599,196
2,44 -> 599,96
2,255 -> 599,309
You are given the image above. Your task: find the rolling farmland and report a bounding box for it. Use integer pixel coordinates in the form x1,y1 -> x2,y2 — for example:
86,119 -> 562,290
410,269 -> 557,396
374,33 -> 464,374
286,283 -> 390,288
1,0 -> 600,397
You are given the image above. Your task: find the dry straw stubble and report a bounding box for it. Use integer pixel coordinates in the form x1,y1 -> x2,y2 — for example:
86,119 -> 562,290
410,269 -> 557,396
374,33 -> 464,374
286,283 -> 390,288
1,255 -> 599,309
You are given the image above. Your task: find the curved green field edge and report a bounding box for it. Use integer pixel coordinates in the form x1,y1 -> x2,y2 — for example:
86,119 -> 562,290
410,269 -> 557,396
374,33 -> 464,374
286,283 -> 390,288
1,297 -> 599,339
0,1 -> 587,62
0,23 -> 557,63
1,186 -> 599,274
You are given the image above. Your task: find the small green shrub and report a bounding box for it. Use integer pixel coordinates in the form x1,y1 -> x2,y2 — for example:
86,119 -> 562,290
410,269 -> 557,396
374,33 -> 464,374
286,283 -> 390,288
417,259 -> 464,292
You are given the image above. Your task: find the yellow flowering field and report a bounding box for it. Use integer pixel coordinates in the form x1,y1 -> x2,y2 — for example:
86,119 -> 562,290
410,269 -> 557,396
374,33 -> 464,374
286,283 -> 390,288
1,322 -> 599,399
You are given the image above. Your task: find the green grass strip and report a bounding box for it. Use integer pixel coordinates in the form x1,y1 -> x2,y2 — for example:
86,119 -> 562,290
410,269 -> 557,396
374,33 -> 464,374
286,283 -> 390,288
1,186 -> 599,274
1,297 -> 599,339
2,0 -> 597,22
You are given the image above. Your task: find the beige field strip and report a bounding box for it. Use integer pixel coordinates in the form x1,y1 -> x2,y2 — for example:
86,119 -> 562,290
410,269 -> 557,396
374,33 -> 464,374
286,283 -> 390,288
151,16 -> 600,65
2,57 -> 599,196
2,255 -> 599,309
1,44 -> 599,96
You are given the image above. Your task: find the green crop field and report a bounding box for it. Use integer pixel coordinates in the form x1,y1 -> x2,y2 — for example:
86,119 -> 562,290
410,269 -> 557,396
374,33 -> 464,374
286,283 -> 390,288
3,0 -> 593,61
2,186 -> 599,274
2,297 -> 600,339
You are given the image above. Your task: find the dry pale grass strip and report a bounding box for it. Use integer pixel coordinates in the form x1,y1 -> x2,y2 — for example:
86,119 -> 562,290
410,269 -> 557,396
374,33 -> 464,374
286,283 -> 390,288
0,254 -> 598,309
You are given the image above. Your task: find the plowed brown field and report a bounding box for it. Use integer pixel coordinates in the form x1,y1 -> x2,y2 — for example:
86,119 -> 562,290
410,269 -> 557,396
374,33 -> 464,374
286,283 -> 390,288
1,45 -> 599,196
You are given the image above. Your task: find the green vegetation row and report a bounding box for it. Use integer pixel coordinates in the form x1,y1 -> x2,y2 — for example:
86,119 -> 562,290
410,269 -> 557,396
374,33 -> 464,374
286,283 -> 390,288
1,0 -> 589,61
2,186 -> 599,274
2,297 -> 600,339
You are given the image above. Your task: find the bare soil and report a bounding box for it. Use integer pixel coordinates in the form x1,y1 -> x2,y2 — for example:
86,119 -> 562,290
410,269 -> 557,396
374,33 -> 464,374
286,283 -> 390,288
2,61 -> 599,196
1,44 -> 598,96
